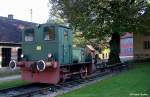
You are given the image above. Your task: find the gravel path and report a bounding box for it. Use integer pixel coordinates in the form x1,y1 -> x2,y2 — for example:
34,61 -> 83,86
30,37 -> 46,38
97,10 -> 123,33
0,75 -> 21,82
35,73 -> 115,97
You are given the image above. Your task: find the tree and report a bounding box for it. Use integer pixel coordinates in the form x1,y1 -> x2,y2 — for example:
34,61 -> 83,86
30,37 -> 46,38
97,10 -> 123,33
73,32 -> 103,52
136,3 -> 150,33
49,0 -> 149,64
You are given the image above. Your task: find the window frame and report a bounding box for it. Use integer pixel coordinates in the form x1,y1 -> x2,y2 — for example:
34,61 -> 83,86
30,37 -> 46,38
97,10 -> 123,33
43,26 -> 55,41
64,30 -> 68,40
24,28 -> 35,42
144,41 -> 150,49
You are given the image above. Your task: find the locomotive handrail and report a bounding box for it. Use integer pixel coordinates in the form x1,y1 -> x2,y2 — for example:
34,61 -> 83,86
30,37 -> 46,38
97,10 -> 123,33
72,62 -> 91,66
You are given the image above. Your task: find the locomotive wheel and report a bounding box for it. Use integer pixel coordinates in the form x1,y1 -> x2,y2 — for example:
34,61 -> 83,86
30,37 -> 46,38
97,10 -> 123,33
60,73 -> 66,83
80,66 -> 88,79
59,71 -> 66,83
60,77 -> 66,83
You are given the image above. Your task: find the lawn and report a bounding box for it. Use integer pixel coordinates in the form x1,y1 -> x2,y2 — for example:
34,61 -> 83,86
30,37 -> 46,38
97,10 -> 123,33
58,63 -> 150,97
0,79 -> 29,90
0,71 -> 20,77
0,68 -> 20,77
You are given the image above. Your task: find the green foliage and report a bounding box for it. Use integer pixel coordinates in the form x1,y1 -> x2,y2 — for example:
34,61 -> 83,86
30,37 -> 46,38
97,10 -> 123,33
49,0 -> 149,63
0,80 -> 29,89
136,3 -> 150,33
47,17 -> 65,25
73,32 -> 87,47
73,32 -> 102,51
58,63 -> 150,97
49,0 -> 148,38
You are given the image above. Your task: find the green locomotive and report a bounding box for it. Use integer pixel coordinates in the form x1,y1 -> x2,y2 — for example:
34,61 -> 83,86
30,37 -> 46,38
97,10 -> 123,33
9,24 -> 96,84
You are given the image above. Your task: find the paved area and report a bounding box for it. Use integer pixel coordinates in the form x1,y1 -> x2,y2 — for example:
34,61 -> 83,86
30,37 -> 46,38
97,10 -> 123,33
0,75 -> 21,82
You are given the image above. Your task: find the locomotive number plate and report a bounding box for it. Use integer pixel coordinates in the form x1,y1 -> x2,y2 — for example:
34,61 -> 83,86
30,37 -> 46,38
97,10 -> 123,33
36,45 -> 42,51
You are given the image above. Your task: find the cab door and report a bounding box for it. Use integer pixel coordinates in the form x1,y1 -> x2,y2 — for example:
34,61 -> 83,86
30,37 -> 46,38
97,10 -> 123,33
62,29 -> 71,64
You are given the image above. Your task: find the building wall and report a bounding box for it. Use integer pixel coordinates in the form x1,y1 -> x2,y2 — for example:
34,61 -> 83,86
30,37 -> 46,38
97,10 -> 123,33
120,35 -> 134,62
0,48 -> 1,68
133,33 -> 150,59
0,46 -> 21,68
99,33 -> 150,61
99,48 -> 110,62
99,33 -> 133,62
120,37 -> 133,56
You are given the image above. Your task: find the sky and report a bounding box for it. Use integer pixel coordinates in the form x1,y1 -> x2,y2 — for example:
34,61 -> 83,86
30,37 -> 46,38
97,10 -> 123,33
0,0 -> 50,23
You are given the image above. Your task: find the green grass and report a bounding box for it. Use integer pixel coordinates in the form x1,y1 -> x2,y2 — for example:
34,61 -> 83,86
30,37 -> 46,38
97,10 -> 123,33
0,69 -> 20,77
58,63 -> 150,97
0,79 -> 29,90
0,71 -> 20,77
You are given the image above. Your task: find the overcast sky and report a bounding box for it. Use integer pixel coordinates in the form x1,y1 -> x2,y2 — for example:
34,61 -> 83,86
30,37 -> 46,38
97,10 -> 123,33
0,0 -> 49,23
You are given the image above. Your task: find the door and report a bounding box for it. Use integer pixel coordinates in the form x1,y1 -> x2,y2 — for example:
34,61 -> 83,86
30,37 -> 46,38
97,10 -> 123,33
17,48 -> 22,61
63,30 -> 70,64
2,48 -> 11,67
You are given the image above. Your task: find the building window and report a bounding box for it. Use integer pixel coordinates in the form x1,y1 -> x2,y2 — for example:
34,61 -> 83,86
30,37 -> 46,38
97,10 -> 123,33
130,48 -> 132,52
144,33 -> 150,36
105,53 -> 107,59
102,54 -> 105,59
144,41 -> 150,49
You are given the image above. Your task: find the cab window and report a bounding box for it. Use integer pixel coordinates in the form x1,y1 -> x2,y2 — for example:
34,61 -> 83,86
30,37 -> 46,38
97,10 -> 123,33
44,26 -> 55,40
64,30 -> 69,40
24,29 -> 34,42
64,31 -> 68,40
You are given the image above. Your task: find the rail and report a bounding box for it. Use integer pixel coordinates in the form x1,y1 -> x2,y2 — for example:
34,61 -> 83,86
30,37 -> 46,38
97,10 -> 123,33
0,62 -> 129,97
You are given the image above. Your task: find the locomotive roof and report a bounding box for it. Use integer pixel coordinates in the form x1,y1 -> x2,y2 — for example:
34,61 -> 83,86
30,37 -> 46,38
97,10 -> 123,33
38,23 -> 71,29
0,16 -> 36,44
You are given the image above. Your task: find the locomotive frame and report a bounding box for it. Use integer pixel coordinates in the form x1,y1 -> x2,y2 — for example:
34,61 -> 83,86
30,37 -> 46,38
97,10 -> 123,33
9,24 -> 96,84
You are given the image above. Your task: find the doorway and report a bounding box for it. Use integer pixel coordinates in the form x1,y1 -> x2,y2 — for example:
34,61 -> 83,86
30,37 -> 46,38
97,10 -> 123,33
17,48 -> 22,61
2,48 -> 11,67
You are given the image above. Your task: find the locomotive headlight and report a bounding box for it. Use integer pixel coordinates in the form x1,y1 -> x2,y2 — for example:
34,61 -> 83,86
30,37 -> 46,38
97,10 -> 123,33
48,53 -> 52,58
21,54 -> 24,58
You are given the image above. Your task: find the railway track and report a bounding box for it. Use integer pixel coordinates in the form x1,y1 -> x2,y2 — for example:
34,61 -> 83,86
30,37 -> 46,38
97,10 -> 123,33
0,83 -> 52,97
0,66 -> 128,97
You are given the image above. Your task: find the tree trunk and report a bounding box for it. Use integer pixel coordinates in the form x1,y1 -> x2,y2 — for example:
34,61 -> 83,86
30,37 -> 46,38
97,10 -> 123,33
108,32 -> 121,65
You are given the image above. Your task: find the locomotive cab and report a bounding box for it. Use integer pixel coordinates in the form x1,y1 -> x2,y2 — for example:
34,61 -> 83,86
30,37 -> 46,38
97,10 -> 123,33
22,24 -> 72,63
